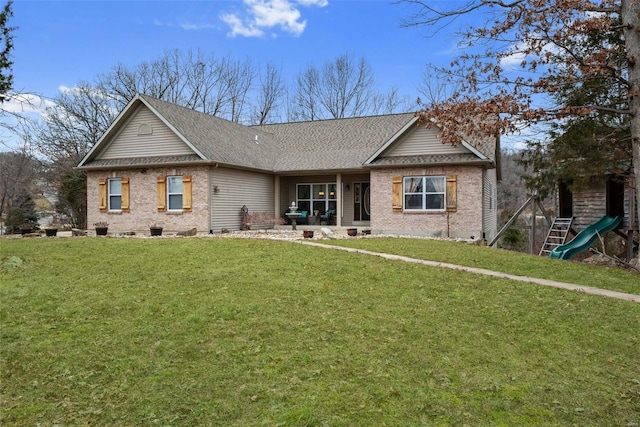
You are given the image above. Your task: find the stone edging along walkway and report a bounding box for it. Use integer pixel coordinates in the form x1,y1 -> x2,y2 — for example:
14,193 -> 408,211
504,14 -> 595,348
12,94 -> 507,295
292,240 -> 640,304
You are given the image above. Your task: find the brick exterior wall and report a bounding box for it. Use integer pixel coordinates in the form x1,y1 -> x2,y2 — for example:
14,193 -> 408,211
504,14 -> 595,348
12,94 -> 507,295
87,166 -> 210,234
370,166 -> 485,239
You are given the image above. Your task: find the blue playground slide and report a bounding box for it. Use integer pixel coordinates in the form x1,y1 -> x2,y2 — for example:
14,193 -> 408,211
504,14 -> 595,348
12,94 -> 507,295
549,215 -> 623,260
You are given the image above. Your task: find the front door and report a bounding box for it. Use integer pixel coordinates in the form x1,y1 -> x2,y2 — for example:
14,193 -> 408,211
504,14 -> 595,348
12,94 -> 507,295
353,182 -> 370,221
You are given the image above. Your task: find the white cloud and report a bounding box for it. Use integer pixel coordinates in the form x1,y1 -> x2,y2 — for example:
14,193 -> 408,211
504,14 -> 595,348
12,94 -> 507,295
152,19 -> 215,32
499,41 -> 530,69
0,93 -> 56,150
180,22 -> 216,31
153,19 -> 174,28
3,93 -> 55,118
297,0 -> 328,6
221,0 -> 328,38
252,0 -> 305,34
221,13 -> 265,37
499,37 -> 560,71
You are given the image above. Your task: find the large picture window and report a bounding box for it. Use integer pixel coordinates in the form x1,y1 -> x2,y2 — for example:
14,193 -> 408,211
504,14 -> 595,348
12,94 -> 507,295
108,178 -> 122,211
167,176 -> 183,211
296,183 -> 336,214
404,176 -> 446,211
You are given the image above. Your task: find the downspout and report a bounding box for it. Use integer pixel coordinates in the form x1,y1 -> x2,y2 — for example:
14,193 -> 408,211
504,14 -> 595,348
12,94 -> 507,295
447,211 -> 450,238
209,163 -> 218,234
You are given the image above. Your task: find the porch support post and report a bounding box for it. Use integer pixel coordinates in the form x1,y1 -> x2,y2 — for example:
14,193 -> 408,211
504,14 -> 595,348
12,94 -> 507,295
336,173 -> 342,227
274,175 -> 280,219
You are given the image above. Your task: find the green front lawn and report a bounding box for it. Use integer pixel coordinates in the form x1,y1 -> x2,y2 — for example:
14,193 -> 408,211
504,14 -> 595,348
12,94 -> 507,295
1,238 -> 639,426
324,237 -> 640,295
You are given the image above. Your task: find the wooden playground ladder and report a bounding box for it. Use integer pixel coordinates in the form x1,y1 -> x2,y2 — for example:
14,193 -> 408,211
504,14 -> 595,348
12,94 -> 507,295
539,217 -> 574,256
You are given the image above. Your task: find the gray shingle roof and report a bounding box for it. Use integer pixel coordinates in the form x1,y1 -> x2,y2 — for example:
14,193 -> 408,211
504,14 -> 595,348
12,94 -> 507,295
257,113 -> 416,172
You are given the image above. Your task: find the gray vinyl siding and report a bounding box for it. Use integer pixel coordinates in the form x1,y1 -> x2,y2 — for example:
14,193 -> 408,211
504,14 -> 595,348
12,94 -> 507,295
209,167 -> 274,232
98,105 -> 194,159
384,126 -> 468,157
278,178 -> 290,218
482,168 -> 498,241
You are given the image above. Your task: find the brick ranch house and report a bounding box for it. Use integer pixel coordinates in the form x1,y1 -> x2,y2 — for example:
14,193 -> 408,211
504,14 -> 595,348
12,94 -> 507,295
77,93 -> 499,240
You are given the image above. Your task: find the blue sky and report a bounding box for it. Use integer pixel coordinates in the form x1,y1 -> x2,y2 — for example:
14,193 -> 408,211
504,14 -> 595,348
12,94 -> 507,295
10,0 -> 464,109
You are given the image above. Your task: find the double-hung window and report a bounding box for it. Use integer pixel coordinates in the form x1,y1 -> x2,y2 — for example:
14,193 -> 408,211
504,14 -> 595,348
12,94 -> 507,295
108,178 -> 122,211
156,175 -> 192,213
167,176 -> 183,211
99,177 -> 129,213
404,176 -> 446,211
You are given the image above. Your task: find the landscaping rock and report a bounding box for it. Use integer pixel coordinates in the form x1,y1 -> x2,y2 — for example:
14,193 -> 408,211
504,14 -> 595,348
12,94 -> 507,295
583,253 -> 618,267
320,227 -> 336,239
177,228 -> 198,237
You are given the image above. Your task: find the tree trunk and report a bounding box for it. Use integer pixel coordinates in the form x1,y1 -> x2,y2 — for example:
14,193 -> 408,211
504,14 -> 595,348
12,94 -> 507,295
622,0 -> 640,228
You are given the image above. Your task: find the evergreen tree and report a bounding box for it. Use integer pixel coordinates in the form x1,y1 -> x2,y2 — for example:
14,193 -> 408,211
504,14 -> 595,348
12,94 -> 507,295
5,189 -> 38,233
56,170 -> 86,229
0,0 -> 14,103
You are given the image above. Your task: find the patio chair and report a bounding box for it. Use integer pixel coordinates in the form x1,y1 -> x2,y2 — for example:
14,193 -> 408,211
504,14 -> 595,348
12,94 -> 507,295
320,209 -> 336,224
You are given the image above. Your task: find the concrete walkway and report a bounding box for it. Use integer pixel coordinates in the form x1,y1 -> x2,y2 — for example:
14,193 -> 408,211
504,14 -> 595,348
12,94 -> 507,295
294,240 -> 640,303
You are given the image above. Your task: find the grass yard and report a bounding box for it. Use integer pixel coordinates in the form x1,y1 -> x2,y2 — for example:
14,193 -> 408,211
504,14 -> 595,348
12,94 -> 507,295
324,237 -> 640,295
1,237 -> 639,426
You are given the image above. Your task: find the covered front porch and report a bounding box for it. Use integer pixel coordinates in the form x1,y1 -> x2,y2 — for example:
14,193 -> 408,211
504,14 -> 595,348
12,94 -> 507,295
274,172 -> 371,229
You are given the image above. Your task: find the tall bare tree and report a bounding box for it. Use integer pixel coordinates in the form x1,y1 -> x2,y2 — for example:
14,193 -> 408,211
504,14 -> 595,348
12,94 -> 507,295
371,86 -> 410,116
98,49 -> 255,122
290,52 -> 410,120
34,82 -> 115,167
26,83 -> 115,227
225,57 -> 254,123
290,64 -> 322,121
290,53 -> 381,120
319,53 -> 374,118
254,62 -> 286,125
417,66 -> 462,109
